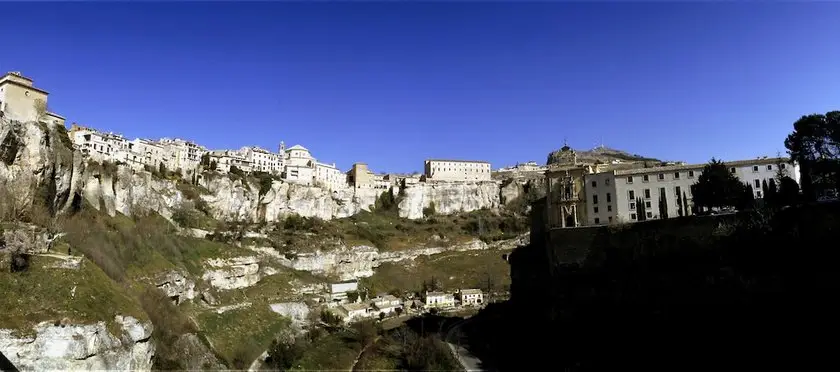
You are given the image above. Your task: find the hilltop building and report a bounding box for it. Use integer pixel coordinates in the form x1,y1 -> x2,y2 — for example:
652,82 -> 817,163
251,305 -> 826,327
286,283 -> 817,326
315,161 -> 346,191
424,159 -> 491,182
241,146 -> 283,174
0,71 -> 64,126
159,138 -> 206,174
208,150 -> 251,173
283,144 -> 316,185
347,163 -> 375,189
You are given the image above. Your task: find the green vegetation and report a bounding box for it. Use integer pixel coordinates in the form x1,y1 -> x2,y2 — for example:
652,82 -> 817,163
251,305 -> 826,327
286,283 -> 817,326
54,124 -> 75,151
0,255 -> 146,336
198,306 -> 291,369
355,325 -> 461,372
266,208 -> 527,255
785,110 -> 840,200
288,330 -> 365,371
173,181 -> 217,230
360,248 -> 512,295
691,158 -> 755,212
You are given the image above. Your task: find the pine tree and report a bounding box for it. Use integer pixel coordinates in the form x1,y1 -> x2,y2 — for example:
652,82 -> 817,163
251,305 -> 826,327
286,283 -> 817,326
762,179 -> 769,199
659,191 -> 669,219
682,192 -> 690,216
768,179 -> 778,206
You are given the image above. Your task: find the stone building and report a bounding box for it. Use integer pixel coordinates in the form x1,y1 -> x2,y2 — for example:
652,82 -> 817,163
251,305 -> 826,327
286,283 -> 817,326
458,289 -> 484,306
424,159 -> 491,182
159,138 -> 206,174
544,146 -> 592,229
208,150 -> 252,173
128,139 -> 167,169
424,291 -> 455,308
0,71 -> 64,126
347,163 -> 375,188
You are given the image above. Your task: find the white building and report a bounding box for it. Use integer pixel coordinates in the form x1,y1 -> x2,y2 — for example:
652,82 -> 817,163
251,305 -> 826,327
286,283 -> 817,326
208,150 -> 252,173
70,127 -> 131,163
128,139 -> 167,169
338,302 -> 371,322
584,157 -> 800,225
329,281 -> 359,303
283,144 -> 316,186
241,146 -> 283,174
424,159 -> 492,182
371,294 -> 401,315
458,289 -> 484,306
424,291 -> 455,308
315,161 -> 346,191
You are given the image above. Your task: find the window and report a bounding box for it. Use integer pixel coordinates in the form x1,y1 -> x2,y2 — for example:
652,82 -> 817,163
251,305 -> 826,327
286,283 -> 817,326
658,173 -> 664,180
605,178 -> 610,186
594,218 -> 600,224
594,207 -> 599,213
593,195 -> 599,205
644,189 -> 651,199
756,191 -> 762,198
627,176 -> 634,183
646,212 -> 653,218
767,165 -> 772,171
674,172 -> 680,179
606,193 -> 612,202
591,181 -> 597,187
781,164 -> 786,169
730,167 -> 736,173
688,170 -> 695,178
628,190 -> 635,199
607,205 -> 612,212
675,186 -> 681,196
643,175 -> 649,182
630,213 -> 637,220
630,202 -> 636,209
608,216 -> 613,223
754,179 -> 760,188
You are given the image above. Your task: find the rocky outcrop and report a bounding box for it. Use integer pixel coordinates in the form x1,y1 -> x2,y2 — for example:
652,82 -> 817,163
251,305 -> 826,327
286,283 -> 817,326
202,256 -> 262,290
0,316 -> 154,371
269,303 -> 310,325
155,270 -> 196,304
398,181 -> 501,219
0,119 -> 83,214
266,234 -> 529,280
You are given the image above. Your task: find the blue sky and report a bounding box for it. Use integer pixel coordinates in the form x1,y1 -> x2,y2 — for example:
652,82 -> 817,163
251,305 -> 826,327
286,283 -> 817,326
2,2 -> 838,173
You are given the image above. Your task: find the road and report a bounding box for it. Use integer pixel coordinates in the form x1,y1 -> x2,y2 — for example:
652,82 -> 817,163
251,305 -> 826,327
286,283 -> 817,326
444,317 -> 488,372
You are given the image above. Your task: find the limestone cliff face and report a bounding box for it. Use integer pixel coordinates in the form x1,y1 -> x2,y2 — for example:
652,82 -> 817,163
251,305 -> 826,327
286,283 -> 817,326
83,165 -> 185,219
0,316 -> 154,371
398,181 -> 502,219
0,119 -> 84,214
249,233 -> 530,281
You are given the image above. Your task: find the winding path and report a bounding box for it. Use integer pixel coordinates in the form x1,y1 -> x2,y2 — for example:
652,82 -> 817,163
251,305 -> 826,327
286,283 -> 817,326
445,317 -> 487,372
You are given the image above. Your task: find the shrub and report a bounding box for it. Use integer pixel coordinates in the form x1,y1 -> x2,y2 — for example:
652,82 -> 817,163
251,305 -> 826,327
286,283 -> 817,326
423,202 -> 436,218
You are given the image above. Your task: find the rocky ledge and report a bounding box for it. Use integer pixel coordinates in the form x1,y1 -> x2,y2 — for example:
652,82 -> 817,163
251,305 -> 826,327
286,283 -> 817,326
0,316 -> 154,371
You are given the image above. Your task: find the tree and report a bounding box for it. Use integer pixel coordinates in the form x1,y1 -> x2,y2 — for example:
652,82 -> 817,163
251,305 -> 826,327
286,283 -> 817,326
347,291 -> 359,303
635,197 -> 646,221
691,158 -> 746,212
777,176 -> 800,206
209,160 -> 217,171
0,172 -> 36,222
767,179 -> 778,205
737,183 -> 756,210
785,111 -> 840,201
159,162 -> 167,175
682,192 -> 690,216
659,190 -> 669,219
379,312 -> 386,321
762,180 -> 770,200
423,202 -> 436,218
395,307 -> 403,317
200,153 -> 210,167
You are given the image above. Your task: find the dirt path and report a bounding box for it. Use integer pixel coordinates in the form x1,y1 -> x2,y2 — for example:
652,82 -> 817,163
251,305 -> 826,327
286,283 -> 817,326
349,335 -> 381,372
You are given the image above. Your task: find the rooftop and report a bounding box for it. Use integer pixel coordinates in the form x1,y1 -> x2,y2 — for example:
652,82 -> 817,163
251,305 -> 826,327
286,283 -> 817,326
426,159 -> 490,164
287,144 -> 309,152
614,157 -> 791,176
460,289 -> 483,295
341,302 -> 370,312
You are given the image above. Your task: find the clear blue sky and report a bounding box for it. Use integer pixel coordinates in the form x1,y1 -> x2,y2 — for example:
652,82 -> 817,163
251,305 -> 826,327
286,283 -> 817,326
2,2 -> 838,173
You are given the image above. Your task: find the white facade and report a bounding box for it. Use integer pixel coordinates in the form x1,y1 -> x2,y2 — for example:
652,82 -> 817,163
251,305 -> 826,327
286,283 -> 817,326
315,161 -> 346,191
371,295 -> 401,315
329,281 -> 358,302
160,138 -> 206,173
424,291 -> 455,308
71,129 -> 130,163
584,157 -> 800,225
241,146 -> 283,174
424,159 -> 492,182
209,150 -> 252,173
458,289 -> 484,306
283,144 -> 315,186
0,71 -> 63,125
339,302 -> 371,322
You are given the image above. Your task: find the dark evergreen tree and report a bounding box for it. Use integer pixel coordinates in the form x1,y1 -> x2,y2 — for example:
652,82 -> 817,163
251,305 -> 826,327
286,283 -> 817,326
659,191 -> 669,219
682,192 -> 690,216
762,179 -> 769,199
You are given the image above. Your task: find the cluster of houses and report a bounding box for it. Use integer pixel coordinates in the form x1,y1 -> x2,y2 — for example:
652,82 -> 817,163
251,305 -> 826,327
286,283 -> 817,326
325,280 -> 485,323
1,72 -> 495,192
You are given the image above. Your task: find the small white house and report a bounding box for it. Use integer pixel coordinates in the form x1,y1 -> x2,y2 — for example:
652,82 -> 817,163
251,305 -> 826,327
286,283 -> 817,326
458,289 -> 484,306
329,280 -> 359,303
371,294 -> 402,315
424,291 -> 455,308
339,302 -> 371,323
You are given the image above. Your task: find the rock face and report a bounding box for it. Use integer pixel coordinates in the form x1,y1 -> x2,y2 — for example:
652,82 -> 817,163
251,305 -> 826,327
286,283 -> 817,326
0,316 -> 154,371
202,256 -> 262,290
269,303 -> 310,325
268,234 -> 530,281
155,270 -> 196,304
398,181 -> 501,219
0,119 -> 83,214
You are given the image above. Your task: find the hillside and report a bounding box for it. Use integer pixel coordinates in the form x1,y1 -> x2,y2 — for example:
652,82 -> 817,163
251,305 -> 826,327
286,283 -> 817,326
546,145 -> 666,165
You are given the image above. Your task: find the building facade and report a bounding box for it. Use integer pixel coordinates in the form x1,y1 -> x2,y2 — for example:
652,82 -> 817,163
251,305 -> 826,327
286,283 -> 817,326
347,163 -> 375,188
582,156 -> 800,225
544,147 -> 593,228
458,289 -> 484,305
424,291 -> 455,308
0,71 -> 63,126
283,144 -> 315,186
315,161 -> 346,191
241,146 -> 283,174
424,159 -> 491,182
160,138 -> 206,173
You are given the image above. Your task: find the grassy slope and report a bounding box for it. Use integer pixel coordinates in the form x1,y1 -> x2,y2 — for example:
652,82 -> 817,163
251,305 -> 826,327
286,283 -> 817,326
360,248 -> 512,295
290,332 -> 363,371
0,255 -> 146,337
197,305 -> 292,368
